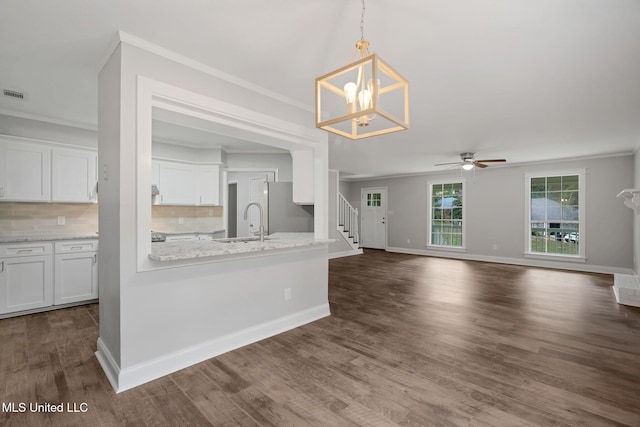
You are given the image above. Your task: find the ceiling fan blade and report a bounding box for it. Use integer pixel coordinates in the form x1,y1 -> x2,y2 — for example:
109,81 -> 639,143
474,159 -> 506,163
474,162 -> 489,168
434,162 -> 463,166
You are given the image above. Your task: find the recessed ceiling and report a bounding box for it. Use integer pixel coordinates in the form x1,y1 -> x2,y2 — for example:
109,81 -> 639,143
1,0 -> 639,178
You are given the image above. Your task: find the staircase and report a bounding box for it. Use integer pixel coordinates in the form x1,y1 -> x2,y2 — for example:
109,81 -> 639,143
337,192 -> 360,251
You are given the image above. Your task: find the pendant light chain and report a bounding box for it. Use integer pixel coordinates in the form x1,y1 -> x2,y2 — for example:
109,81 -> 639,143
360,0 -> 366,41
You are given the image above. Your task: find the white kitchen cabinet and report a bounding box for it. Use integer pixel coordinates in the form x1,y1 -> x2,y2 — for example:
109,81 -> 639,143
54,240 -> 98,305
196,164 -> 220,205
0,138 -> 51,202
154,160 -> 221,206
52,148 -> 98,203
291,150 -> 314,205
0,242 -> 54,314
156,160 -> 197,205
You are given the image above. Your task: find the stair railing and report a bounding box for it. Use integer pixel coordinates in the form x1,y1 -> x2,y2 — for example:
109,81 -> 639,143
338,192 -> 359,245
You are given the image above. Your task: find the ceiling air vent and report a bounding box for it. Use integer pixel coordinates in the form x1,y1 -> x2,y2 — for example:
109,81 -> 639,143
3,89 -> 25,100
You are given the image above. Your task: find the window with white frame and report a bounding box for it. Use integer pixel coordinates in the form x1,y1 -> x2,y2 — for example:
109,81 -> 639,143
428,181 -> 464,248
525,170 -> 585,258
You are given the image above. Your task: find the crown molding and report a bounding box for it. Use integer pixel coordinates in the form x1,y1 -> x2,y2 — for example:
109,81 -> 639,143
341,151 -> 636,182
99,31 -> 313,114
0,108 -> 97,131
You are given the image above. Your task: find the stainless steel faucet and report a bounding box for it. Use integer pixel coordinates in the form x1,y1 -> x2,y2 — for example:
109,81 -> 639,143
244,202 -> 265,242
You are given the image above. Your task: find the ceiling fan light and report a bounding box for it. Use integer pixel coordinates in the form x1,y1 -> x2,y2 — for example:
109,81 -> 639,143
462,163 -> 474,171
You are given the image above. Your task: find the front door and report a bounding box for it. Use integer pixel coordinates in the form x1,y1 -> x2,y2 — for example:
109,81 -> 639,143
361,188 -> 387,249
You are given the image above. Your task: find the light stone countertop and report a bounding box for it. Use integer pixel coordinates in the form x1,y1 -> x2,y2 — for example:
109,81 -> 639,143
0,234 -> 99,244
156,229 -> 225,236
149,232 -> 334,261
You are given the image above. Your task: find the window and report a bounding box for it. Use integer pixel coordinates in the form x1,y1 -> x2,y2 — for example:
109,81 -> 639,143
428,181 -> 464,248
367,192 -> 381,207
525,170 -> 585,259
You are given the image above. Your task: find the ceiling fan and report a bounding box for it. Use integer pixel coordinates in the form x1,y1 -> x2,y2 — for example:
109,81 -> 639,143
435,152 -> 506,170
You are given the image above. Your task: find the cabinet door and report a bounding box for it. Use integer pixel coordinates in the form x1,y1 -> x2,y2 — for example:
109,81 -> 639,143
291,150 -> 314,205
152,161 -> 160,186
0,255 -> 53,314
0,140 -> 51,202
54,252 -> 98,305
197,164 -> 220,205
52,148 -> 98,203
157,161 -> 197,205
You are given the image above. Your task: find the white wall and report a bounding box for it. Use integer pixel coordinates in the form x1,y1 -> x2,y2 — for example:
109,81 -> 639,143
152,141 -> 223,163
97,38 -> 329,391
226,153 -> 293,181
346,155 -> 635,274
97,44 -> 123,366
339,179 -> 350,198
635,150 -> 640,275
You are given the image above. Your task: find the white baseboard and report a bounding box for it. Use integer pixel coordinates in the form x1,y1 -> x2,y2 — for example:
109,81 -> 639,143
329,249 -> 363,259
95,338 -> 120,392
96,303 -> 330,393
613,274 -> 640,307
385,246 -> 634,276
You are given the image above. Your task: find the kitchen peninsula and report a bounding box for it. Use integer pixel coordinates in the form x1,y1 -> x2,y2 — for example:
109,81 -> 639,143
96,35 -> 330,393
150,232 -> 333,262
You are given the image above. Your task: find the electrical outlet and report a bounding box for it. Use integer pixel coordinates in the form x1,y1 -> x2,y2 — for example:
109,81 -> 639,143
178,217 -> 184,225
492,244 -> 498,250
57,216 -> 65,225
407,238 -> 411,244
284,288 -> 292,301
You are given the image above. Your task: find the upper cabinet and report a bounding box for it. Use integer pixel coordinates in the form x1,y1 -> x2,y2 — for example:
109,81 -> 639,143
291,150 -> 314,205
0,138 -> 51,202
0,135 -> 98,204
156,160 -> 197,205
51,148 -> 98,203
196,164 -> 220,206
154,160 -> 221,206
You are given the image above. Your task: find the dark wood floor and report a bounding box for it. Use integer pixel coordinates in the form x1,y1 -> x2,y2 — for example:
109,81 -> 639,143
2,250 -> 640,426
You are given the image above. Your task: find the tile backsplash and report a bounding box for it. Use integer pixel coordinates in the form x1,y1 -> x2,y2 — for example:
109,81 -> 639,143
152,205 -> 223,233
0,203 -> 224,236
0,202 -> 99,236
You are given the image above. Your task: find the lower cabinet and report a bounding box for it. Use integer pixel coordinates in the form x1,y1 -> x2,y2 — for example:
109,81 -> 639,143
0,240 -> 98,316
54,240 -> 98,305
0,242 -> 53,314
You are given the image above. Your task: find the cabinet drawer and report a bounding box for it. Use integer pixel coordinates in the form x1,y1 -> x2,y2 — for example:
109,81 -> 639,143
0,242 -> 53,258
55,240 -> 98,254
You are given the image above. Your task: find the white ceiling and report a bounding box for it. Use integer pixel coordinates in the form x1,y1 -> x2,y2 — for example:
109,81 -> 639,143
1,0 -> 639,178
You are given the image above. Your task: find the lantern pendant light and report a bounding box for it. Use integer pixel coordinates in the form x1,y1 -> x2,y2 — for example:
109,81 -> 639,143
315,0 -> 409,140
